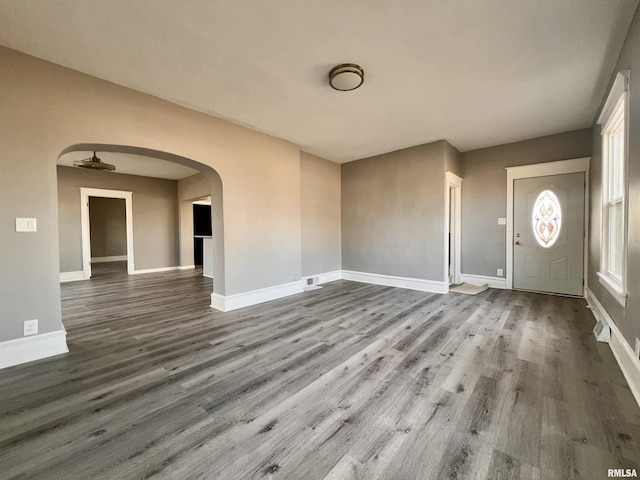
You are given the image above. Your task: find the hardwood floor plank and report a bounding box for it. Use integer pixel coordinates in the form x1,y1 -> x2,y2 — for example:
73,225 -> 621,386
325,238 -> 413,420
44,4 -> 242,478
1,270 -> 638,479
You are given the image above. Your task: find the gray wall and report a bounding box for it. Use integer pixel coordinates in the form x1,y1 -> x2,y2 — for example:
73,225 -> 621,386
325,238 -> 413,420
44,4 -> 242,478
460,129 -> 592,278
300,152 -> 341,276
342,141 -> 447,281
57,166 -> 179,272
89,197 -> 126,258
589,5 -> 640,347
0,47 -> 301,342
444,141 -> 463,177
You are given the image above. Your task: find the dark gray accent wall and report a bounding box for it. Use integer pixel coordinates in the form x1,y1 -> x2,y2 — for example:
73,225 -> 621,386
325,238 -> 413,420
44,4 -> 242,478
589,5 -> 640,347
301,152 -> 341,277
341,141 -> 446,281
57,166 -> 179,273
460,129 -> 592,278
89,197 -> 127,258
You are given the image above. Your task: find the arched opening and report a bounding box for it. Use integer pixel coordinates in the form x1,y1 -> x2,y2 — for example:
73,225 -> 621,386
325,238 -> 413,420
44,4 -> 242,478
56,143 -> 225,313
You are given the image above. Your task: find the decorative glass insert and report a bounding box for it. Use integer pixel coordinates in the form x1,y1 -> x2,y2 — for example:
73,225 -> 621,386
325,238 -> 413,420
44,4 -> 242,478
532,190 -> 562,248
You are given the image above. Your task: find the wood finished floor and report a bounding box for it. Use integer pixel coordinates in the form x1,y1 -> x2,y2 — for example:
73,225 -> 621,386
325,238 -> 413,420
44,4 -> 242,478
1,268 -> 639,479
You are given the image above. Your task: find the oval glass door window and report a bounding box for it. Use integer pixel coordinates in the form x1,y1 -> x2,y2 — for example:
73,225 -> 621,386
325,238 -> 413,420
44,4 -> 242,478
532,190 -> 562,248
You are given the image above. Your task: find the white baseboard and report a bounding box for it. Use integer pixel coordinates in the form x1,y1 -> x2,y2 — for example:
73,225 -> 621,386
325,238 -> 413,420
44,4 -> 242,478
131,266 -> 185,275
210,280 -> 304,312
0,330 -> 68,369
178,265 -> 196,270
60,271 -> 85,283
460,273 -> 506,289
342,270 -> 448,294
302,270 -> 343,286
91,255 -> 127,263
585,286 -> 640,407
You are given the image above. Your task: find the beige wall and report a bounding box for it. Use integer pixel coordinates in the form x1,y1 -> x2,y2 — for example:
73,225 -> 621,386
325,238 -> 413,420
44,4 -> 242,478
0,47 -> 301,341
589,5 -> 640,346
89,197 -> 127,258
57,166 -> 179,273
444,141 -> 463,177
300,152 -> 341,276
460,129 -> 592,279
341,140 -> 447,281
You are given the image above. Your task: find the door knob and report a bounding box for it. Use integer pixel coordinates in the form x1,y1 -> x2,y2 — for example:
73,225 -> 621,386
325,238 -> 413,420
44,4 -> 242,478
515,241 -> 521,245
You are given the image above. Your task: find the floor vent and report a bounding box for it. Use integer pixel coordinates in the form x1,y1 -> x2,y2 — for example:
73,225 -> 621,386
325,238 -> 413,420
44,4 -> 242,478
593,321 -> 611,343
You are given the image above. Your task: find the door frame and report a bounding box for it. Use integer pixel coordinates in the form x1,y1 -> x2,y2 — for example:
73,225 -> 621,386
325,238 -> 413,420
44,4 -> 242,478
80,187 -> 134,279
505,157 -> 590,294
445,171 -> 463,286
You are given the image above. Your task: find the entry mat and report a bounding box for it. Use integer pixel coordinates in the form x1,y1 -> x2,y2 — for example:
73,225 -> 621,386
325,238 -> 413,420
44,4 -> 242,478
449,282 -> 489,295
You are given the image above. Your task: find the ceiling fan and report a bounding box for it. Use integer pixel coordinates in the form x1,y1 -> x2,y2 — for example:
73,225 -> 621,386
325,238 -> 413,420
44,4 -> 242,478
73,151 -> 116,171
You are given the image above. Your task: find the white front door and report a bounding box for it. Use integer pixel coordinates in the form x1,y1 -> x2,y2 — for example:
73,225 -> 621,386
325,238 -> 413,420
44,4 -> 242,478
513,172 -> 584,296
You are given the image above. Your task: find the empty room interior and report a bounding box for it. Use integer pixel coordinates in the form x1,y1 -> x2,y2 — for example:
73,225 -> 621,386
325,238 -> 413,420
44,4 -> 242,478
2,1 -> 640,478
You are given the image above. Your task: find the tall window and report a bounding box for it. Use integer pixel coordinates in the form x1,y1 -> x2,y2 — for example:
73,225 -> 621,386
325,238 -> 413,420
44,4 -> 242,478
597,71 -> 629,306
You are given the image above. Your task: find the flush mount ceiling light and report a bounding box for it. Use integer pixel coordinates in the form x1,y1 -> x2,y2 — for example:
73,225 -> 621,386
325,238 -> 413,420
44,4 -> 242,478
73,151 -> 116,171
329,64 -> 364,91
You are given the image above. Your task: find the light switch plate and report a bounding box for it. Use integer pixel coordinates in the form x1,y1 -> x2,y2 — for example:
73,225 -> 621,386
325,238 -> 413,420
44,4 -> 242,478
23,319 -> 38,336
497,218 -> 507,225
16,217 -> 37,232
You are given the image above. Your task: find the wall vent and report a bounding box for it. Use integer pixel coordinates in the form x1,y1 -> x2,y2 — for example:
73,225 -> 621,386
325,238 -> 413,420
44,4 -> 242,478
303,276 -> 322,291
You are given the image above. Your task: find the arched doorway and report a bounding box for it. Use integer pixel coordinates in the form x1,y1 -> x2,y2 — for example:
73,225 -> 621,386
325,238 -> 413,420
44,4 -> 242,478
56,143 -> 225,308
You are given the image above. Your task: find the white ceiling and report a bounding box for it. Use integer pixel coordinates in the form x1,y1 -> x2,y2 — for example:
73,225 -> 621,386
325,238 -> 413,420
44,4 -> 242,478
1,0 -> 638,163
58,151 -> 200,180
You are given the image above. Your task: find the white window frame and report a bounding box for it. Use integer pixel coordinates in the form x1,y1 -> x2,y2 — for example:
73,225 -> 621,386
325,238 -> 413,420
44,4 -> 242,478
596,70 -> 629,307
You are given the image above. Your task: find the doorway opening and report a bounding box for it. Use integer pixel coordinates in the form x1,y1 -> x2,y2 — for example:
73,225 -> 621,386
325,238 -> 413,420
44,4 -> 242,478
445,172 -> 462,286
80,187 -> 134,279
193,196 -> 213,278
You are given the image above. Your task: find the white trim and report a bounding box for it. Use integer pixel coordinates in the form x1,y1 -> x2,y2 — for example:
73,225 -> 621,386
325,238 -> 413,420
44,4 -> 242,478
210,281 -> 304,312
177,265 -> 196,270
303,270 -> 343,287
60,271 -> 85,283
505,157 -> 590,291
459,273 -> 506,289
210,292 -> 226,311
585,287 -> 640,407
131,266 -> 189,275
317,270 -> 343,284
597,272 -> 627,307
0,330 -> 68,369
597,70 -> 630,126
597,71 -> 629,308
91,255 -> 128,263
342,270 -> 448,294
445,172 -> 463,285
80,187 -> 134,278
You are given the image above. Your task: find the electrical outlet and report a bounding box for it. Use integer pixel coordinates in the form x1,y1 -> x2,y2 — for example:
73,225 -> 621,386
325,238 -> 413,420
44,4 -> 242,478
497,268 -> 503,276
23,319 -> 38,336
635,338 -> 640,360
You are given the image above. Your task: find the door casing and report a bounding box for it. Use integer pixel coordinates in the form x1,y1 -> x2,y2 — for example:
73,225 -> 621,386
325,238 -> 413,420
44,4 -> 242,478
80,187 -> 134,279
505,157 -> 590,295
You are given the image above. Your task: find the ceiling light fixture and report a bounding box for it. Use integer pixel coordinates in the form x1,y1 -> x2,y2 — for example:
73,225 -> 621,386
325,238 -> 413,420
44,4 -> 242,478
329,64 -> 364,91
73,151 -> 116,171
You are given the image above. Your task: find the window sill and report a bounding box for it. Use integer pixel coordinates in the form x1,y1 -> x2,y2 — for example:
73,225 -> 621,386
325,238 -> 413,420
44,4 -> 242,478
597,271 -> 627,307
